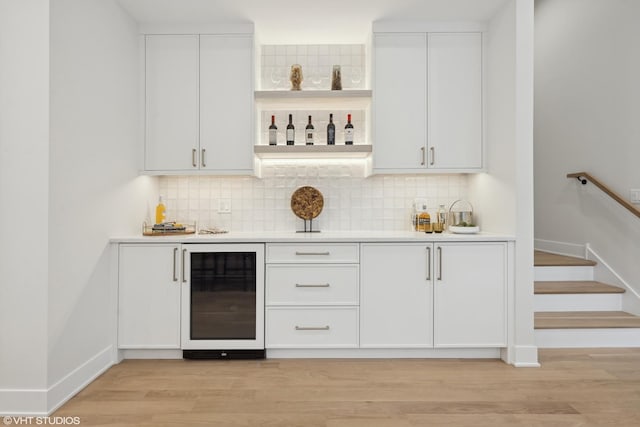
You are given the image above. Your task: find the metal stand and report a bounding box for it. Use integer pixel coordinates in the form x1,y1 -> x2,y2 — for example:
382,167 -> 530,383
296,218 -> 321,233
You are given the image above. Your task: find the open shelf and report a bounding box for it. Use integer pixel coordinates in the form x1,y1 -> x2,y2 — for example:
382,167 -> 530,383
254,144 -> 372,159
255,89 -> 371,99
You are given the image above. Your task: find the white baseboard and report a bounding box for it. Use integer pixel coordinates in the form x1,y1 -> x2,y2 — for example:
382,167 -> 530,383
0,389 -> 47,416
266,348 -> 501,359
120,349 -> 182,359
47,346 -> 114,415
534,239 -> 586,258
587,245 -> 640,316
509,345 -> 540,367
1,346 -> 115,416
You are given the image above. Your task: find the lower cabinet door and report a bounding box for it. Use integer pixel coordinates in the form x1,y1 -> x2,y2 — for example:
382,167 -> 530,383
266,307 -> 359,348
433,243 -> 507,347
360,243 -> 434,348
118,244 -> 181,349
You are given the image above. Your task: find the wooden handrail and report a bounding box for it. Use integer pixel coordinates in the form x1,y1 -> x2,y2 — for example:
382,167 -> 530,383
567,172 -> 640,219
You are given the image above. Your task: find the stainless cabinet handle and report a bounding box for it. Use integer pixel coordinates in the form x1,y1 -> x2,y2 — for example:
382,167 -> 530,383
182,248 -> 187,283
295,251 -> 330,256
295,283 -> 330,288
295,325 -> 330,331
430,147 -> 435,166
426,246 -> 431,281
437,246 -> 442,281
201,148 -> 206,168
421,147 -> 426,166
192,149 -> 197,167
172,247 -> 178,282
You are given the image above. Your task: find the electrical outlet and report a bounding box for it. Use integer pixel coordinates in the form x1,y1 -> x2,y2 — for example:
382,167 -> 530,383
630,189 -> 640,204
218,199 -> 232,214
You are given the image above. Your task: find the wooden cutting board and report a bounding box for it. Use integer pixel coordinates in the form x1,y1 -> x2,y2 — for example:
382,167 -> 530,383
291,186 -> 324,220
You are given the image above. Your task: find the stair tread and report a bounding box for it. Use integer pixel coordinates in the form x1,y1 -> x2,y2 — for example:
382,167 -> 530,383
534,250 -> 597,267
535,311 -> 640,329
535,281 -> 625,294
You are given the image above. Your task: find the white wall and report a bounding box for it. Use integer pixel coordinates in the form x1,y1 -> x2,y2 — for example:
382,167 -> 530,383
0,0 -> 50,414
535,0 -> 640,303
469,0 -> 537,366
48,0 -> 156,410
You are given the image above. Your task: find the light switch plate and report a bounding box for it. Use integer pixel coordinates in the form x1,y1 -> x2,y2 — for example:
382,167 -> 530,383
218,199 -> 232,214
630,189 -> 640,204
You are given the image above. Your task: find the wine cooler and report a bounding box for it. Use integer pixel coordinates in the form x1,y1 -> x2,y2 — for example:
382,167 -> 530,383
181,244 -> 265,359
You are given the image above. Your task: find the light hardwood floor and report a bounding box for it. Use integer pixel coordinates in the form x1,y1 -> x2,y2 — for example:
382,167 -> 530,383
54,349 -> 640,426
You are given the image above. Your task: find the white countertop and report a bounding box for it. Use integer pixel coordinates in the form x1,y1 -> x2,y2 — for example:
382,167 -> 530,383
111,230 -> 515,244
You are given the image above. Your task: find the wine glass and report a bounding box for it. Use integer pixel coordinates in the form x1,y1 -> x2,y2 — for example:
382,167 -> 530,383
270,67 -> 283,90
350,67 -> 362,88
310,67 -> 323,89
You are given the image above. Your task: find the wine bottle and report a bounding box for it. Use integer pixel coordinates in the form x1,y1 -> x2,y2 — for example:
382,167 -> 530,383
268,115 -> 277,145
327,113 -> 335,145
305,115 -> 314,145
344,113 -> 354,145
286,114 -> 295,145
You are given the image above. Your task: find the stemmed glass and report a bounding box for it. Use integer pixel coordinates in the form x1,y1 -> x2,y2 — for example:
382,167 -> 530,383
270,67 -> 284,90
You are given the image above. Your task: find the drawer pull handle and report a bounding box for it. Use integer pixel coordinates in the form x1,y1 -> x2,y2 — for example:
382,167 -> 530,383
295,325 -> 330,331
295,283 -> 330,288
295,251 -> 330,256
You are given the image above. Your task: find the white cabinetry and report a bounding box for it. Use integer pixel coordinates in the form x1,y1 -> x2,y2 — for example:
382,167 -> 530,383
265,243 -> 360,348
360,242 -> 506,348
144,32 -> 254,174
373,31 -> 483,173
145,35 -> 198,171
200,35 -> 253,172
372,34 -> 427,171
434,242 -> 506,347
360,243 -> 433,347
118,244 -> 181,348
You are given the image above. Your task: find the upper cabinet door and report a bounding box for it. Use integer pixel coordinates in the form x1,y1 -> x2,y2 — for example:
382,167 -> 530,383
200,35 -> 254,173
373,33 -> 427,171
428,33 -> 482,170
145,35 -> 199,171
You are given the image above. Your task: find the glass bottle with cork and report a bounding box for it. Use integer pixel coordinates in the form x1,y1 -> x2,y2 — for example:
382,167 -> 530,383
415,203 -> 431,232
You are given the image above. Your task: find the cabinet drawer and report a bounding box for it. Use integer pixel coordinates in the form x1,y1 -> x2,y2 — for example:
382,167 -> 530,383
266,307 -> 358,348
266,265 -> 359,306
266,243 -> 359,264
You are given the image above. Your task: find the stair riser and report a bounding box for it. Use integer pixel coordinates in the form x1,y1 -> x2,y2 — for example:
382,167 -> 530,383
535,294 -> 622,312
534,266 -> 593,281
536,328 -> 640,348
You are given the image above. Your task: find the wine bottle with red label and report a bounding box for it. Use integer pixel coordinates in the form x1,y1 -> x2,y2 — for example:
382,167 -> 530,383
268,115 -> 277,145
344,113 -> 354,145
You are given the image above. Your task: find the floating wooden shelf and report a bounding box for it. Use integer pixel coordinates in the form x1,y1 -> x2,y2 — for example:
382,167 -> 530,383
255,89 -> 372,99
254,144 -> 372,159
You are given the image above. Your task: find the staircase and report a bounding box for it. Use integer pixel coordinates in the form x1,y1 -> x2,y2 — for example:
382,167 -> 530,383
534,250 -> 640,348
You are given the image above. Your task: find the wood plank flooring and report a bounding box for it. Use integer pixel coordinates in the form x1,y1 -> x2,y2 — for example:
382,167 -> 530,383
53,349 -> 640,426
534,250 -> 596,267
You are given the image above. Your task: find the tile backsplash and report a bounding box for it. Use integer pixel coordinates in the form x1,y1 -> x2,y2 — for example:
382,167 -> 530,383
259,44 -> 366,91
158,165 -> 468,232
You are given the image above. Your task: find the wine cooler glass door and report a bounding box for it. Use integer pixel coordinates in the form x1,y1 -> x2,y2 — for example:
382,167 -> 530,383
181,243 -> 265,350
